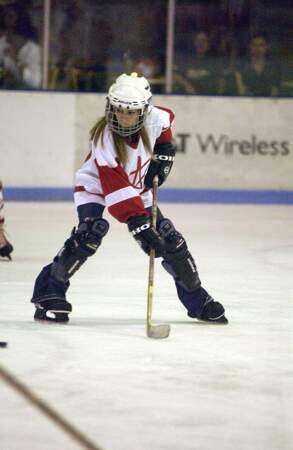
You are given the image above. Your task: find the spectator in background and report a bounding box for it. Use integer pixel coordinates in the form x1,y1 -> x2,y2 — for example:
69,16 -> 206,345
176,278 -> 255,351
174,30 -> 220,95
0,11 -> 9,88
217,27 -> 244,95
222,0 -> 252,57
0,181 -> 13,261
279,29 -> 293,96
0,4 -> 14,88
240,34 -> 281,96
50,0 -> 112,92
132,55 -> 165,94
1,3 -> 41,89
0,8 -> 8,57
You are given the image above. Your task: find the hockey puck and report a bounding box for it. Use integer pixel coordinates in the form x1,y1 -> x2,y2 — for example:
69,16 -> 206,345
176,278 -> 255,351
0,342 -> 8,348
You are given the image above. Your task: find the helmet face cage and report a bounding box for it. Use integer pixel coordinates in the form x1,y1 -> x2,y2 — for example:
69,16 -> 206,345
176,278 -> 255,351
105,73 -> 152,137
105,101 -> 148,137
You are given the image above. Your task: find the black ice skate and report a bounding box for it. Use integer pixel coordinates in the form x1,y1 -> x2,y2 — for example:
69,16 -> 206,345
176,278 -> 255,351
34,299 -> 72,323
188,297 -> 228,324
0,241 -> 13,260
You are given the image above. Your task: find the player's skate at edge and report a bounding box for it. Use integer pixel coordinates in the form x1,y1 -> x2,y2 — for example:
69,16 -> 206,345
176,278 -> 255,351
30,72 -> 228,325
0,181 -> 14,261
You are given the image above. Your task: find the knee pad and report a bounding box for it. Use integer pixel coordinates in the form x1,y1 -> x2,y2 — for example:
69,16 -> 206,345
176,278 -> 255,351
51,217 -> 109,284
159,218 -> 201,292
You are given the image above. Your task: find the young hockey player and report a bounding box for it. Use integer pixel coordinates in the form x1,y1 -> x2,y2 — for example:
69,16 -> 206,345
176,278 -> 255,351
0,181 -> 13,260
31,73 -> 228,324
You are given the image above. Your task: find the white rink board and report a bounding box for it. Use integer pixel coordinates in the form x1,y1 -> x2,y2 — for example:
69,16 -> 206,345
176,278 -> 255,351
1,91 -> 292,190
157,96 -> 293,190
0,91 -> 76,187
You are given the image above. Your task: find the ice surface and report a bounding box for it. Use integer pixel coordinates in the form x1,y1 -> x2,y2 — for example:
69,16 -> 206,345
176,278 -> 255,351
0,202 -> 292,450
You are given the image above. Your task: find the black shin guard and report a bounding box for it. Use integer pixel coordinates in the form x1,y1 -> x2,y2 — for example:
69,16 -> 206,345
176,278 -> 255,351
51,218 -> 109,284
159,219 -> 201,292
159,219 -> 228,324
31,218 -> 109,323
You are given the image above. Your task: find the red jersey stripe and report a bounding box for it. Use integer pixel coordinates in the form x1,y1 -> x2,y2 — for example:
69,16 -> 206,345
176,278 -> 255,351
108,196 -> 147,223
95,160 -> 131,195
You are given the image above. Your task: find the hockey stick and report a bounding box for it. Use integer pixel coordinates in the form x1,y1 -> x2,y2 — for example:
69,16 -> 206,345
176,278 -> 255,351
146,176 -> 170,339
0,364 -> 104,450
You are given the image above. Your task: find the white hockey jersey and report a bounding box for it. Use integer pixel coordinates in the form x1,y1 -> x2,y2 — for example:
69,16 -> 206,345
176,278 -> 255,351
74,105 -> 174,223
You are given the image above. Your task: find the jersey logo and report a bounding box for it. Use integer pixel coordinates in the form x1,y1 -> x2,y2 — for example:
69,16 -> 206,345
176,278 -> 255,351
129,156 -> 150,189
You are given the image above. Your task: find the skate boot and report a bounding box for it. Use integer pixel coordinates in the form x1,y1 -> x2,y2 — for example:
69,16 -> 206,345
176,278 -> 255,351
31,264 -> 71,323
34,298 -> 72,323
188,295 -> 228,324
0,224 -> 13,260
173,278 -> 228,324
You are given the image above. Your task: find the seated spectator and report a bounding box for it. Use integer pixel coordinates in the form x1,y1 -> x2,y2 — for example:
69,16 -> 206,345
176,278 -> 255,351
1,3 -> 41,89
0,4 -> 14,89
0,7 -> 9,87
221,0 -> 252,57
49,0 -> 112,92
132,55 -> 165,94
279,29 -> 293,96
217,28 -> 244,96
173,30 -> 220,95
240,34 -> 281,97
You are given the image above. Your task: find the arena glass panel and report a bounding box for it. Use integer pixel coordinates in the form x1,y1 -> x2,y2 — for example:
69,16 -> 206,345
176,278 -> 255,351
0,0 -> 292,97
172,0 -> 293,97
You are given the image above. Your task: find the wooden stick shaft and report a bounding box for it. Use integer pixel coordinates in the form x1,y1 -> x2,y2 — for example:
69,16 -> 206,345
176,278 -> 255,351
147,176 -> 159,333
0,364 -> 104,450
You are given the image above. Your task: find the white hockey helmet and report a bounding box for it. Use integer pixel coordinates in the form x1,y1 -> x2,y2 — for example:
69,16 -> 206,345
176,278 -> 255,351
106,72 -> 152,136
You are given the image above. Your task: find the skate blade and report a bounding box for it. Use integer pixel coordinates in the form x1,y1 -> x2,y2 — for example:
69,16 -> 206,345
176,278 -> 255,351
0,254 -> 12,261
147,324 -> 170,339
198,315 -> 229,325
34,310 -> 70,323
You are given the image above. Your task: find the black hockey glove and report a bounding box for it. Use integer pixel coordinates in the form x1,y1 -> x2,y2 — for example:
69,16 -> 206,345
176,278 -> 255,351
144,141 -> 176,188
128,215 -> 165,257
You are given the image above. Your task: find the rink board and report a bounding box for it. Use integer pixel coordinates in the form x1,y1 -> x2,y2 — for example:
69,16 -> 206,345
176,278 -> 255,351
0,91 -> 293,202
